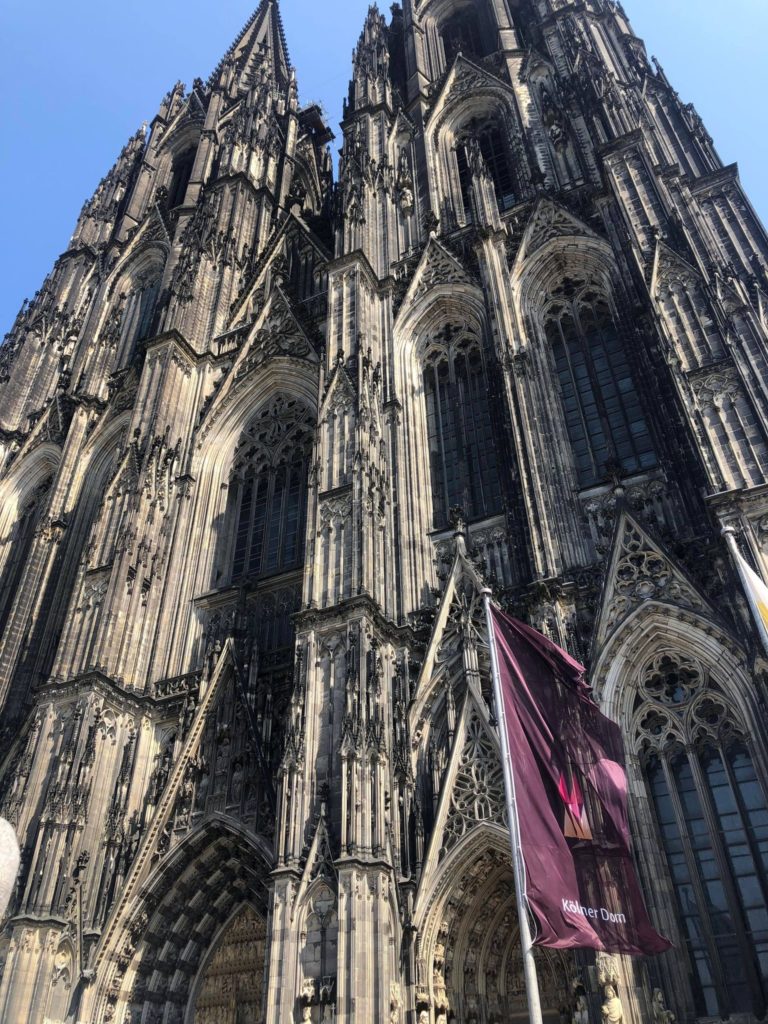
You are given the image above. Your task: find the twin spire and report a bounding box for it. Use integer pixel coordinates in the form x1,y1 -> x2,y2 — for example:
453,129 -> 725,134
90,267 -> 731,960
209,0 -> 292,89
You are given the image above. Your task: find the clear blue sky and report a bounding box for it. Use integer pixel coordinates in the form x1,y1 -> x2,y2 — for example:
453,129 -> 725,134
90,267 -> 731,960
1,1 -> 766,334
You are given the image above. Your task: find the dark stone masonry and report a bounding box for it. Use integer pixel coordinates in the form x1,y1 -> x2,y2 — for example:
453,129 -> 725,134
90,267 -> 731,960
1,1 -> 768,1021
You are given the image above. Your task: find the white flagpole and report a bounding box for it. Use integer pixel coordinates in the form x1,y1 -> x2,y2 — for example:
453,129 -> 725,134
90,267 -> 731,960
482,588 -> 544,1024
722,526 -> 768,657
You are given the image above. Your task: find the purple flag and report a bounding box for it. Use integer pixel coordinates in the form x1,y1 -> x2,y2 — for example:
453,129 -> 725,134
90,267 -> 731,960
491,606 -> 671,955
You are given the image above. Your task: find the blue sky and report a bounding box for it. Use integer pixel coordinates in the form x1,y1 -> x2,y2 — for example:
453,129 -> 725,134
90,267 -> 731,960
1,1 -> 766,333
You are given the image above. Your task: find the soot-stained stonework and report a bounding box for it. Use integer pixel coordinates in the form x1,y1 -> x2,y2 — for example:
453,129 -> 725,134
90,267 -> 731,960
2,1 -> 768,1022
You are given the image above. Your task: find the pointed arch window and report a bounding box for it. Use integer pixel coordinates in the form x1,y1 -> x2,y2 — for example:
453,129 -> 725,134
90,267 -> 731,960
168,149 -> 195,209
423,327 -> 502,528
115,274 -> 161,366
0,478 -> 52,641
636,655 -> 768,1019
441,8 -> 488,63
546,291 -> 656,486
230,397 -> 315,582
456,121 -> 516,220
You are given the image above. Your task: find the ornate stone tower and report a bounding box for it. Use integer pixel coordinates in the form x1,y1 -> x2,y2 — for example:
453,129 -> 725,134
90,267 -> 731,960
2,1 -> 768,1022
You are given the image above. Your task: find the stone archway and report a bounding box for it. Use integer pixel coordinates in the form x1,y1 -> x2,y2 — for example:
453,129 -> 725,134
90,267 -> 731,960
419,830 -> 575,1024
187,904 -> 267,1024
99,817 -> 273,1024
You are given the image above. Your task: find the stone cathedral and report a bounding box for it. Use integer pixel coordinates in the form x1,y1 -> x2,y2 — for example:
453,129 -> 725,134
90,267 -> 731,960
3,0 -> 768,1021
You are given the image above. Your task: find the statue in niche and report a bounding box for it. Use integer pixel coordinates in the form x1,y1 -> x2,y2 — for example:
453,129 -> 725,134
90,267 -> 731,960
601,985 -> 624,1024
573,993 -> 589,1024
652,989 -> 675,1024
433,964 -> 448,1009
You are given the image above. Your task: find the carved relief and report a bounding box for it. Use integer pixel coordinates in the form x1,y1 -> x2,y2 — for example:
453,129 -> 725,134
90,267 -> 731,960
442,713 -> 506,855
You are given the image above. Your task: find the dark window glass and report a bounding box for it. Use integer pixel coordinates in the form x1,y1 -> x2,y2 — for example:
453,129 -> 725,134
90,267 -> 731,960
232,457 -> 308,581
457,123 -> 516,219
549,298 -> 656,486
645,740 -> 768,1017
478,126 -> 515,211
423,337 -> 502,528
168,150 -> 195,209
0,482 -> 51,639
442,10 -> 485,63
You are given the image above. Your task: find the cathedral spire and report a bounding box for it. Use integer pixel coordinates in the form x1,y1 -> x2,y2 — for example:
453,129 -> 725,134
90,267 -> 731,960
209,0 -> 291,90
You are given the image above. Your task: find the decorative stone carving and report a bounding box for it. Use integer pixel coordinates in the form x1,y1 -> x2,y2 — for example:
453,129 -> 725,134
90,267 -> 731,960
601,985 -> 624,1024
652,989 -> 675,1024
599,517 -> 705,641
442,712 -> 507,855
189,905 -> 266,1023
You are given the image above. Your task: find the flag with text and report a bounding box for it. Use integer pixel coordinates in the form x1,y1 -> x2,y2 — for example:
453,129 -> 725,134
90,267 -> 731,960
491,606 -> 671,955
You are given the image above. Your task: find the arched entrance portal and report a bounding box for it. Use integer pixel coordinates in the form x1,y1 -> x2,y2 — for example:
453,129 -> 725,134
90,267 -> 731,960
188,904 -> 267,1023
419,829 -> 574,1023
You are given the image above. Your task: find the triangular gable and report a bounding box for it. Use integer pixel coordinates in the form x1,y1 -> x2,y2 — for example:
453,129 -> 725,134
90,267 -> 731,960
409,531 -> 486,734
416,688 -> 506,897
232,284 -> 317,377
426,54 -> 513,129
591,511 -> 717,656
200,283 -> 317,436
650,239 -> 704,296
388,108 -> 416,145
228,212 -> 330,328
104,433 -> 143,499
320,356 -> 357,418
519,48 -> 556,82
93,640 -> 238,969
394,237 -> 477,329
515,198 -> 601,264
294,798 -> 337,917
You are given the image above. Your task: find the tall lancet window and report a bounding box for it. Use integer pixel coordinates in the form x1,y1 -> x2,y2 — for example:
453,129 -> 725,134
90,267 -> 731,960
441,8 -> 487,63
456,120 -> 516,221
636,654 -> 768,1019
422,325 -> 502,528
230,396 -> 315,581
0,478 -> 52,639
545,287 -> 656,486
115,272 -> 162,367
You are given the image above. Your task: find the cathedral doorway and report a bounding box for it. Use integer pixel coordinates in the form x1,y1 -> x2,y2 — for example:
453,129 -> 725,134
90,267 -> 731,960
420,829 -> 574,1024
186,903 -> 267,1024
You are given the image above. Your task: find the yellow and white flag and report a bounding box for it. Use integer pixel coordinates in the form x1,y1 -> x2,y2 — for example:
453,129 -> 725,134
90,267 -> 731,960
732,545 -> 768,650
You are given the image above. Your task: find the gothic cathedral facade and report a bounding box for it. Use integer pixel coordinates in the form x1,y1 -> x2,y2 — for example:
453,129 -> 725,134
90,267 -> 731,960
2,1 -> 768,1022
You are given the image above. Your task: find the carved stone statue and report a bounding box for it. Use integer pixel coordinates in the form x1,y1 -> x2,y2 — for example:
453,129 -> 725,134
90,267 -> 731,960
418,1012 -> 430,1024
652,989 -> 675,1024
573,993 -> 589,1024
601,985 -> 624,1024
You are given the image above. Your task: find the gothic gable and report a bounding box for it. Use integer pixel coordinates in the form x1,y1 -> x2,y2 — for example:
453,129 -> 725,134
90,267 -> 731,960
410,533 -> 490,755
320,355 -> 357,420
199,283 -> 317,438
296,798 -> 337,907
650,239 -> 704,296
426,55 -> 514,130
417,690 -> 506,894
515,198 -> 601,264
228,213 -> 330,329
395,237 -> 477,329
592,512 -> 716,655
